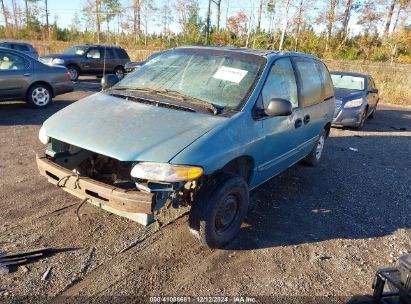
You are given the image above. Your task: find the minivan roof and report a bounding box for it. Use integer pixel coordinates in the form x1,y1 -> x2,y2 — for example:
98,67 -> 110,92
177,45 -> 320,60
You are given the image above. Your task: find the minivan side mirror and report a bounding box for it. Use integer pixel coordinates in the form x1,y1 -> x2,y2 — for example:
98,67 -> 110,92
265,98 -> 293,116
101,74 -> 119,90
369,88 -> 378,94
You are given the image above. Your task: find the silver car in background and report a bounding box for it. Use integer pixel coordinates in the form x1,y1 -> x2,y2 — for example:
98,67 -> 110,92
0,47 -> 73,108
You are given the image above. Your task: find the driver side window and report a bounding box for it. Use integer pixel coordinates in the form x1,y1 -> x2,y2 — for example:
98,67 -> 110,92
261,58 -> 298,109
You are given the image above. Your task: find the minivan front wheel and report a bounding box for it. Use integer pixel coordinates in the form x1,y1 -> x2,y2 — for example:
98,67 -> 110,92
189,172 -> 249,248
303,130 -> 326,167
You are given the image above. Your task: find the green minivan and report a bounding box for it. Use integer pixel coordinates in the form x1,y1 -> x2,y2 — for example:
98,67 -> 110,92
37,46 -> 335,248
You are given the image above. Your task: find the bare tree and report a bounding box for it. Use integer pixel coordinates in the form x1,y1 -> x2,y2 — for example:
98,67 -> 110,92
383,0 -> 397,38
45,0 -> 50,40
96,0 -> 101,43
256,0 -> 264,32
205,0 -> 211,43
340,0 -> 353,41
325,0 -> 339,52
142,0 -> 157,46
279,0 -> 291,50
392,0 -> 411,33
294,0 -> 303,51
215,0 -> 221,33
24,0 -> 29,23
11,0 -> 20,28
1,0 -> 10,30
133,0 -> 141,43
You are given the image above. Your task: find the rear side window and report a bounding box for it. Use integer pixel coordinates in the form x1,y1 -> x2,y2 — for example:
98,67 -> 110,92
293,58 -> 323,107
102,48 -> 114,59
114,48 -> 130,59
317,61 -> 334,100
0,51 -> 28,70
12,44 -> 29,51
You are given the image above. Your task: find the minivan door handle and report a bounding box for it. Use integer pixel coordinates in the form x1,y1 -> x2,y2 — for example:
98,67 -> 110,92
295,118 -> 303,128
304,115 -> 310,124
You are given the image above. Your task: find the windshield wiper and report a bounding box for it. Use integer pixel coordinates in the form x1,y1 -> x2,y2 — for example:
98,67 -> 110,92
112,86 -> 163,95
112,87 -> 220,115
157,89 -> 220,115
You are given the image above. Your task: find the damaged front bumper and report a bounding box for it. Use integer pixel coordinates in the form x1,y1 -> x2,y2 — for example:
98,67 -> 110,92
36,154 -> 156,226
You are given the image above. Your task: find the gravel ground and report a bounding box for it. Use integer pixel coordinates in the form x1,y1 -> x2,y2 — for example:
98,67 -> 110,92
0,78 -> 410,303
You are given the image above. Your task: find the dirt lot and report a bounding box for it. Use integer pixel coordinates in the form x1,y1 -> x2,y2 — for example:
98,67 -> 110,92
0,79 -> 410,303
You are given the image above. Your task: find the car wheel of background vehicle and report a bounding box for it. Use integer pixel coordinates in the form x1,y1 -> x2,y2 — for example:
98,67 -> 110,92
188,172 -> 249,249
114,66 -> 125,80
303,129 -> 326,167
67,65 -> 79,81
369,103 -> 377,119
355,108 -> 367,130
27,84 -> 52,108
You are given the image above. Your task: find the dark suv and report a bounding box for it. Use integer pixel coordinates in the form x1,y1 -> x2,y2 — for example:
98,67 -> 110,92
39,45 -> 130,81
0,41 -> 39,58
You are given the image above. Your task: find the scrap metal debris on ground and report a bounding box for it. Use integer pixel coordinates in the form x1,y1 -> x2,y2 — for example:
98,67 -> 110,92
0,248 -> 78,274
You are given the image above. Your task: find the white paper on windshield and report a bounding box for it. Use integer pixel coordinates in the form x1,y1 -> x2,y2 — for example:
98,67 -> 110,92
351,77 -> 364,82
213,66 -> 248,83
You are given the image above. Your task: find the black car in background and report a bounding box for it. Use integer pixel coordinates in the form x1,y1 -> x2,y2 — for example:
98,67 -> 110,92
124,51 -> 165,73
331,71 -> 379,130
39,45 -> 130,81
0,47 -> 73,108
0,41 -> 39,58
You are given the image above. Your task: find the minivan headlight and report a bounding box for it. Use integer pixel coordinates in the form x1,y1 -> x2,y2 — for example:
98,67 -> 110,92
131,162 -> 203,182
38,126 -> 49,144
52,58 -> 65,65
344,98 -> 363,108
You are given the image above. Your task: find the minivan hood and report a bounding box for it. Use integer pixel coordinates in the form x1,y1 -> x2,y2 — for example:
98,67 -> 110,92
334,88 -> 365,101
43,92 -> 226,162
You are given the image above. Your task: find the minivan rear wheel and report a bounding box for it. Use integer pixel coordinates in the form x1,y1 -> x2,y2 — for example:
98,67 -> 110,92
188,172 -> 249,248
303,129 -> 326,167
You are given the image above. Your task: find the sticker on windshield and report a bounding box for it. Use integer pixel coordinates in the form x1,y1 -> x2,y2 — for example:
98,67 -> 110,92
351,77 -> 364,82
213,66 -> 248,83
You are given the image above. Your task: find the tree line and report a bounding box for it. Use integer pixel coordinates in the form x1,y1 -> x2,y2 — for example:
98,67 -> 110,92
0,0 -> 410,63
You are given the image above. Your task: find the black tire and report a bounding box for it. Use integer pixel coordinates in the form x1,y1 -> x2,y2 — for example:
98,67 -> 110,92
67,65 -> 80,81
303,129 -> 326,167
27,83 -> 52,108
114,66 -> 125,80
369,104 -> 377,119
346,295 -> 374,304
189,172 -> 249,248
355,108 -> 367,130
